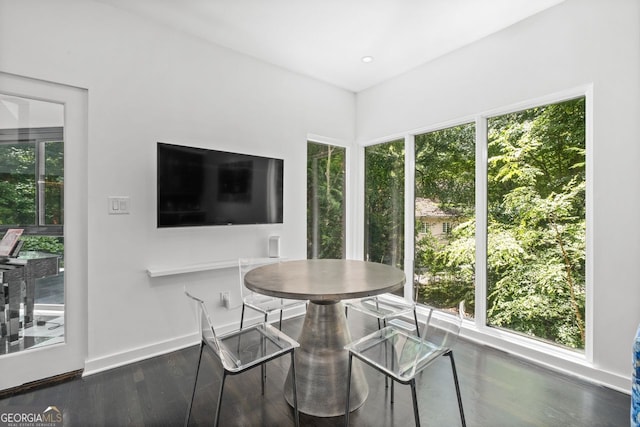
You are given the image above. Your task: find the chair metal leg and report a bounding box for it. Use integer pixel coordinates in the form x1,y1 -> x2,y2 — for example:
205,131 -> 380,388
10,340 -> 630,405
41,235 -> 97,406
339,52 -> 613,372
261,312 -> 269,395
184,342 -> 205,427
261,334 -> 266,395
279,310 -> 283,330
391,378 -> 395,403
447,351 -> 466,427
344,353 -> 353,426
410,378 -> 421,427
413,309 -> 421,338
383,319 -> 389,389
214,371 -> 227,427
290,351 -> 300,427
240,304 -> 246,330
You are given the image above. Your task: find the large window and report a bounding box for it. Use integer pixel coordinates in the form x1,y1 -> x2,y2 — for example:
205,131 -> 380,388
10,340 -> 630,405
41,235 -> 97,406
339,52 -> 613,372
414,123 -> 476,313
364,140 -> 405,286
307,141 -> 346,259
363,95 -> 587,351
486,97 -> 586,349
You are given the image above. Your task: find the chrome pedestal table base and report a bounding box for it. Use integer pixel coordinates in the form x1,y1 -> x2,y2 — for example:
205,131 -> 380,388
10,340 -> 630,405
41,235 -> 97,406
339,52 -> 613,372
243,259 -> 406,418
284,301 -> 367,417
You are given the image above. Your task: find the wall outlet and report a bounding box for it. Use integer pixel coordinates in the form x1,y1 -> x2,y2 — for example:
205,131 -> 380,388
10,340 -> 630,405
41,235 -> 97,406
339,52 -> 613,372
220,292 -> 230,308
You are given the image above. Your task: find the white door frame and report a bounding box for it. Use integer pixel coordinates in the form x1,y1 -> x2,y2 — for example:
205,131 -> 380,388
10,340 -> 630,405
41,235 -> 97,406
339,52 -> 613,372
0,72 -> 88,390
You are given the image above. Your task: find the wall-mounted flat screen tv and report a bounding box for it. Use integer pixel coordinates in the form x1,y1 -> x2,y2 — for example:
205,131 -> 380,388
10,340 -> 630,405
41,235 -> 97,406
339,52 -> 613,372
157,142 -> 284,227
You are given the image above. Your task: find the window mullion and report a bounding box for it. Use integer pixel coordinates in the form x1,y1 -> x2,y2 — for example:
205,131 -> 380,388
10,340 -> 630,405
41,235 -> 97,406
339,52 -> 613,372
475,116 -> 488,327
36,140 -> 46,226
404,134 -> 415,301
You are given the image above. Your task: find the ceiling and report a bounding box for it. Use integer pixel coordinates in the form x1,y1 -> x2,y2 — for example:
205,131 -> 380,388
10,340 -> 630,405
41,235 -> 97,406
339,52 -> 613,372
95,0 -> 564,92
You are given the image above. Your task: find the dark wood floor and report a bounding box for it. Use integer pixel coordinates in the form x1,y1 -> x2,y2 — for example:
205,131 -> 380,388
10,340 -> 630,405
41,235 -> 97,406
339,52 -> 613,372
0,311 -> 631,426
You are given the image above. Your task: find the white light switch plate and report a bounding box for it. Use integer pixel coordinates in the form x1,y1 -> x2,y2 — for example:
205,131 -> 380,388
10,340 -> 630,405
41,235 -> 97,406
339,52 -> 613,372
108,196 -> 130,214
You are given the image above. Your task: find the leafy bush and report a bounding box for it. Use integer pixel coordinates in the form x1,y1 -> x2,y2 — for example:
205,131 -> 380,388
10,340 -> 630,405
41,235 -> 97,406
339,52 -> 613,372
20,236 -> 64,256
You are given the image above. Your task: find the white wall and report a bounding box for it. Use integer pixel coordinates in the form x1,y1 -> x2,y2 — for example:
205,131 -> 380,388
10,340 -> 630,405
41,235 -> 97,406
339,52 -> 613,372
0,0 -> 355,374
356,0 -> 640,391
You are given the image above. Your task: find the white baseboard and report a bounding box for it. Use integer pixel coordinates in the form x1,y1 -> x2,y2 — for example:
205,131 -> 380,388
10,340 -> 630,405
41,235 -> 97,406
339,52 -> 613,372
84,303 -> 629,395
83,307 -> 306,377
376,294 -> 632,395
83,333 -> 199,377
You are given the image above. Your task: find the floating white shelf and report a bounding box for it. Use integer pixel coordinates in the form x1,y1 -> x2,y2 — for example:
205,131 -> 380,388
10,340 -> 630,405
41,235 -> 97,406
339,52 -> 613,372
146,259 -> 237,277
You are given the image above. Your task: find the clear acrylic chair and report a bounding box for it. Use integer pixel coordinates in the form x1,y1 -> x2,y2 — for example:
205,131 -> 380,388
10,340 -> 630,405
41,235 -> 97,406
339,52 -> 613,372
239,257 -> 307,330
344,302 -> 466,427
184,290 -> 300,427
344,295 -> 421,337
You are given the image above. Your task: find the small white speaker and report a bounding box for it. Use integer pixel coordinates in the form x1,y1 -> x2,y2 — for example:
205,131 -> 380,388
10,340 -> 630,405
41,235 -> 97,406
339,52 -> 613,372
268,235 -> 280,258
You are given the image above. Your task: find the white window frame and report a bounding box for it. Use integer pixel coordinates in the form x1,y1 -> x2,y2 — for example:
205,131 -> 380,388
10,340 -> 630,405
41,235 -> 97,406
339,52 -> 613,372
474,87 -> 592,366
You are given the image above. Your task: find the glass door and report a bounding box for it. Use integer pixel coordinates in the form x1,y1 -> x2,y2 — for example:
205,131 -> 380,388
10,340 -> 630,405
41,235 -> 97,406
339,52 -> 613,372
0,97 -> 64,354
0,72 -> 87,391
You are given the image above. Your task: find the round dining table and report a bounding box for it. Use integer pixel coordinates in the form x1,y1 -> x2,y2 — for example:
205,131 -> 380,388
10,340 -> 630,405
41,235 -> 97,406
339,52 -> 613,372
244,258 -> 406,417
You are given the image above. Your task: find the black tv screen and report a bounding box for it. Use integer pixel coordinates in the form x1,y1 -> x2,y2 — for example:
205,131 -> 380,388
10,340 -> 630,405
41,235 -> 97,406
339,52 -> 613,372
157,143 -> 283,227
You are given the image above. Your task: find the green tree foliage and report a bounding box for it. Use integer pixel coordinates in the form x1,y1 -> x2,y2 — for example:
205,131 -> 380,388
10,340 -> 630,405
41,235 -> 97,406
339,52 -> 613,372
0,143 -> 36,224
0,140 -> 64,226
0,139 -> 65,256
364,140 -> 404,270
413,98 -> 585,349
43,141 -> 64,225
415,221 -> 476,310
487,98 -> 586,348
415,123 -> 476,212
414,123 -> 476,310
21,236 -> 64,257
307,142 -> 345,259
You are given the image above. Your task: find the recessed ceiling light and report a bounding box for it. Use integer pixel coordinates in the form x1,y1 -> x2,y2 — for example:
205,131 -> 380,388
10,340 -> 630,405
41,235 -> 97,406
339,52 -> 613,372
361,56 -> 374,63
